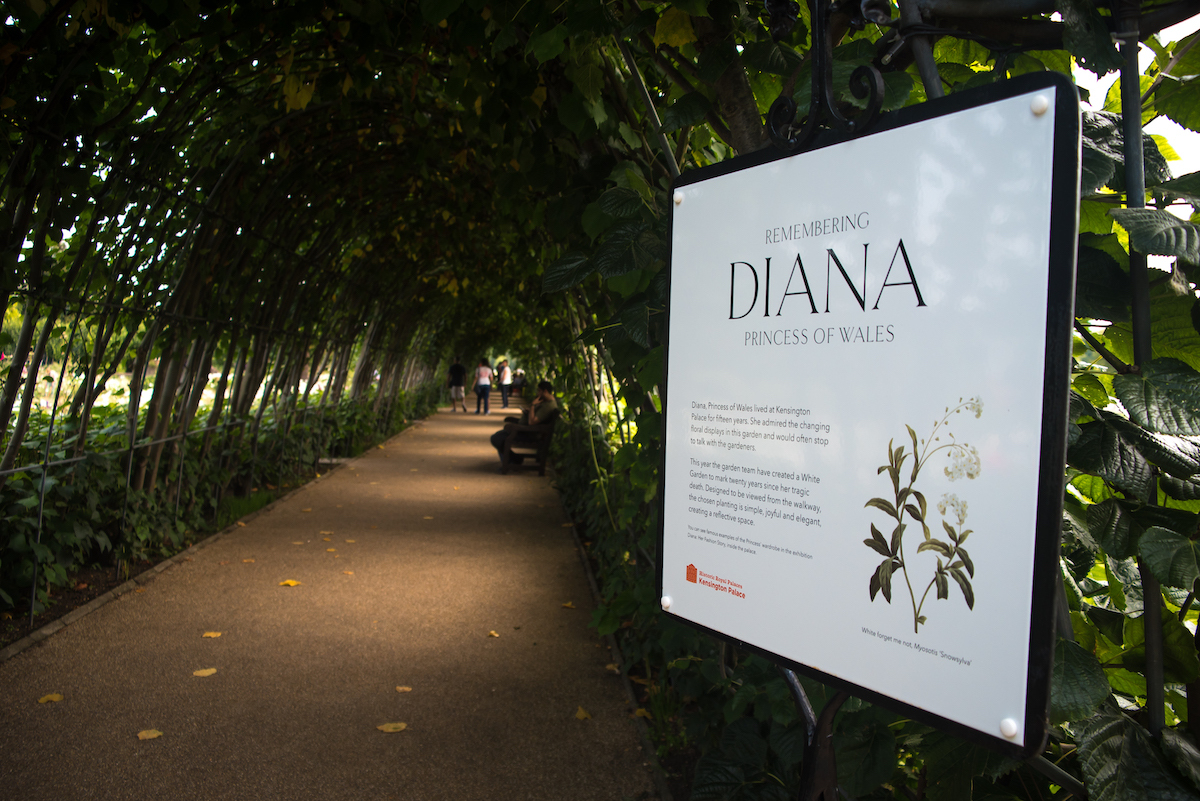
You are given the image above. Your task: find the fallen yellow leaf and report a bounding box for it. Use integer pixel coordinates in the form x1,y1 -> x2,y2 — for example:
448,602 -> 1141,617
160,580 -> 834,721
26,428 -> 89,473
370,525 -> 378,529
202,632 -> 222,638
193,668 -> 217,677
343,571 -> 354,575
634,708 -> 652,719
1,611 -> 10,619
378,445 -> 385,450
562,602 -> 576,609
320,531 -> 334,535
396,686 -> 413,693
323,538 -> 331,542
326,548 -> 336,552
292,541 -> 304,545
38,693 -> 63,704
575,706 -> 592,720
370,481 -> 380,485
606,664 -> 620,674
134,588 -> 146,593
301,508 -> 312,512
279,580 -> 301,587
562,523 -> 573,528
345,539 -> 356,543
410,468 -> 418,471
137,729 -> 163,740
377,722 -> 408,732
423,516 -> 433,520
243,558 -> 255,563
488,630 -> 500,638
236,522 -> 246,527
453,486 -> 459,490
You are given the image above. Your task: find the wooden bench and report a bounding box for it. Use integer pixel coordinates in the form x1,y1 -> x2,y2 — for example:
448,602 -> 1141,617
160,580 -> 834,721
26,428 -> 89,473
499,409 -> 559,476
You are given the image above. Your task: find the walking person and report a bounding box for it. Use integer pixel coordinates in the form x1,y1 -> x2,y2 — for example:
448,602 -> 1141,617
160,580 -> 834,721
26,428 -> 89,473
471,358 -> 493,414
447,356 -> 467,412
498,359 -> 513,408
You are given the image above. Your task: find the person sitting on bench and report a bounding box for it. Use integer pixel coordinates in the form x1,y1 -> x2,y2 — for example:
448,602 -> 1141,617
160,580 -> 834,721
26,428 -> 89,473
490,380 -> 557,465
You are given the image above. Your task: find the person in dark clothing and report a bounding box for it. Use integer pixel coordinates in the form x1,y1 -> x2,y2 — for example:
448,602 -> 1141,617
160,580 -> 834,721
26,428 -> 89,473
447,357 -> 467,412
490,380 -> 558,465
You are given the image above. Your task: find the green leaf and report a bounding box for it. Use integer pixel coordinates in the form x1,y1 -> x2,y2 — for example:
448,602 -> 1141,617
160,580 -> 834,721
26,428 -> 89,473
1050,638 -> 1110,723
1088,498 -> 1139,559
527,25 -> 567,63
1074,373 -> 1112,408
1121,608 -> 1200,684
1139,526 -> 1200,589
1160,728 -> 1200,793
542,252 -> 592,293
1076,244 -> 1130,322
865,524 -> 889,556
1069,420 -> 1155,500
1057,0 -> 1122,76
653,8 -> 696,48
833,709 -> 896,797
597,187 -> 643,219
921,730 -> 1019,801
1162,475 -> 1200,501
419,0 -> 464,23
1114,359 -> 1200,437
1105,414 -> 1200,478
1078,711 -> 1199,801
1110,208 -> 1200,263
658,92 -> 711,134
1152,169 -> 1200,205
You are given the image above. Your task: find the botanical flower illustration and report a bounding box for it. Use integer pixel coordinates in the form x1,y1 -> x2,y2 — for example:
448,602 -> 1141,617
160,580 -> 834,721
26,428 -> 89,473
864,397 -> 983,633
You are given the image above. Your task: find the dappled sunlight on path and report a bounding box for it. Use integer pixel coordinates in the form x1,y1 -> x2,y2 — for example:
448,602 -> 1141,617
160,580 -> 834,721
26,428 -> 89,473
0,409 -> 657,800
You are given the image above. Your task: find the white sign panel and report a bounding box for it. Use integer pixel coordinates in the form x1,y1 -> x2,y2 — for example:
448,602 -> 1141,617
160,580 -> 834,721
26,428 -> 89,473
660,74 -> 1078,756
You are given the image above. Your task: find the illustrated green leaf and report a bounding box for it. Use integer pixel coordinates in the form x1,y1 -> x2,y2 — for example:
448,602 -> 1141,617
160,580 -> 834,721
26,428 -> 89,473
957,547 -> 974,578
865,497 -> 898,518
917,539 -> 953,558
1049,639 -> 1110,723
1114,358 -> 1200,437
889,523 -> 904,555
865,524 -> 889,556
1139,526 -> 1200,589
948,567 -> 973,609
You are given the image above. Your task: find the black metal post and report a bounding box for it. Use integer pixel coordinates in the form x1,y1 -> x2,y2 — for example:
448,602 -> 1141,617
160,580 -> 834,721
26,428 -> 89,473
1117,0 -> 1165,738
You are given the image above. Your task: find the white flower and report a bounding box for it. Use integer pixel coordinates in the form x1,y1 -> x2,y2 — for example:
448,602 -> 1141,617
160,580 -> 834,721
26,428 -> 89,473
937,493 -> 968,526
963,396 -> 983,418
944,444 -> 981,481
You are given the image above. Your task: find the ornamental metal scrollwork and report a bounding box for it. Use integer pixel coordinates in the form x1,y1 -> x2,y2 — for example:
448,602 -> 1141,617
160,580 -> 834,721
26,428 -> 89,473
767,0 -> 889,153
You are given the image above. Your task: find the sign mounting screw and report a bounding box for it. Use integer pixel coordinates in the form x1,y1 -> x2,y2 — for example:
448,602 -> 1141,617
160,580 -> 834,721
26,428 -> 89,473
1000,718 -> 1019,739
660,595 -> 672,610
673,191 -> 684,206
1030,95 -> 1049,116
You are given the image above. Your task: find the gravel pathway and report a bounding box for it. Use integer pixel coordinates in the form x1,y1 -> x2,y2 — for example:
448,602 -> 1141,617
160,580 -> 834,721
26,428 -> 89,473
0,408 -> 658,800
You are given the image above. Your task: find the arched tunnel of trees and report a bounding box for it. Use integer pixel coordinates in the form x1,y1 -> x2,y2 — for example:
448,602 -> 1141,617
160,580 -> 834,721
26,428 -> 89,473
7,0 -> 1200,797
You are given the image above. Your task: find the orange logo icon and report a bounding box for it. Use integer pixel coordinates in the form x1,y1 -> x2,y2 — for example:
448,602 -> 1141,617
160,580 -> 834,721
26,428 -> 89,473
686,564 -> 698,583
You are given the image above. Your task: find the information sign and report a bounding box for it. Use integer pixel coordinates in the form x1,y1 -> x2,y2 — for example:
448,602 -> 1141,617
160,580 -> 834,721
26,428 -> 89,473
659,73 -> 1079,756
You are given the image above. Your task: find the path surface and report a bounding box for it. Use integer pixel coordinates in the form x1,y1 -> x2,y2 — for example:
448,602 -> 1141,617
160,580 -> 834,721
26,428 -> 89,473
0,408 -> 658,800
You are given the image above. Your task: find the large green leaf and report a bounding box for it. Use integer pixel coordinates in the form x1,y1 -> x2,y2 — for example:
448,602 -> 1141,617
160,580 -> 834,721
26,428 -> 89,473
1120,608 -> 1200,684
1087,498 -> 1138,559
1114,359 -> 1200,436
1109,208 -> 1200,262
921,730 -> 1019,801
1076,244 -> 1130,321
541,251 -> 592,293
597,187 -> 644,219
1069,420 -> 1155,500
658,92 -> 712,133
1152,169 -> 1200,205
1078,711 -> 1199,801
833,709 -> 896,797
1057,0 -> 1122,76
1139,526 -> 1200,589
1106,415 -> 1200,478
1050,638 -> 1110,723
1160,728 -> 1200,794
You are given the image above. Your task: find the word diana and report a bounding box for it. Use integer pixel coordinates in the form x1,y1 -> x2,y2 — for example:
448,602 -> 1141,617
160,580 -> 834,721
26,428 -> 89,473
728,240 -> 927,319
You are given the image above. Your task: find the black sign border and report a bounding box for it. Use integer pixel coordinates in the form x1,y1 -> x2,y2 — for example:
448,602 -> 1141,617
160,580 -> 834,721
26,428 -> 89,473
657,71 -> 1080,760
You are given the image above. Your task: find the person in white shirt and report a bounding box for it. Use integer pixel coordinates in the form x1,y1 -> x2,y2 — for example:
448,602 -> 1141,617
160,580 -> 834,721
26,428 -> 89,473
471,358 -> 493,414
